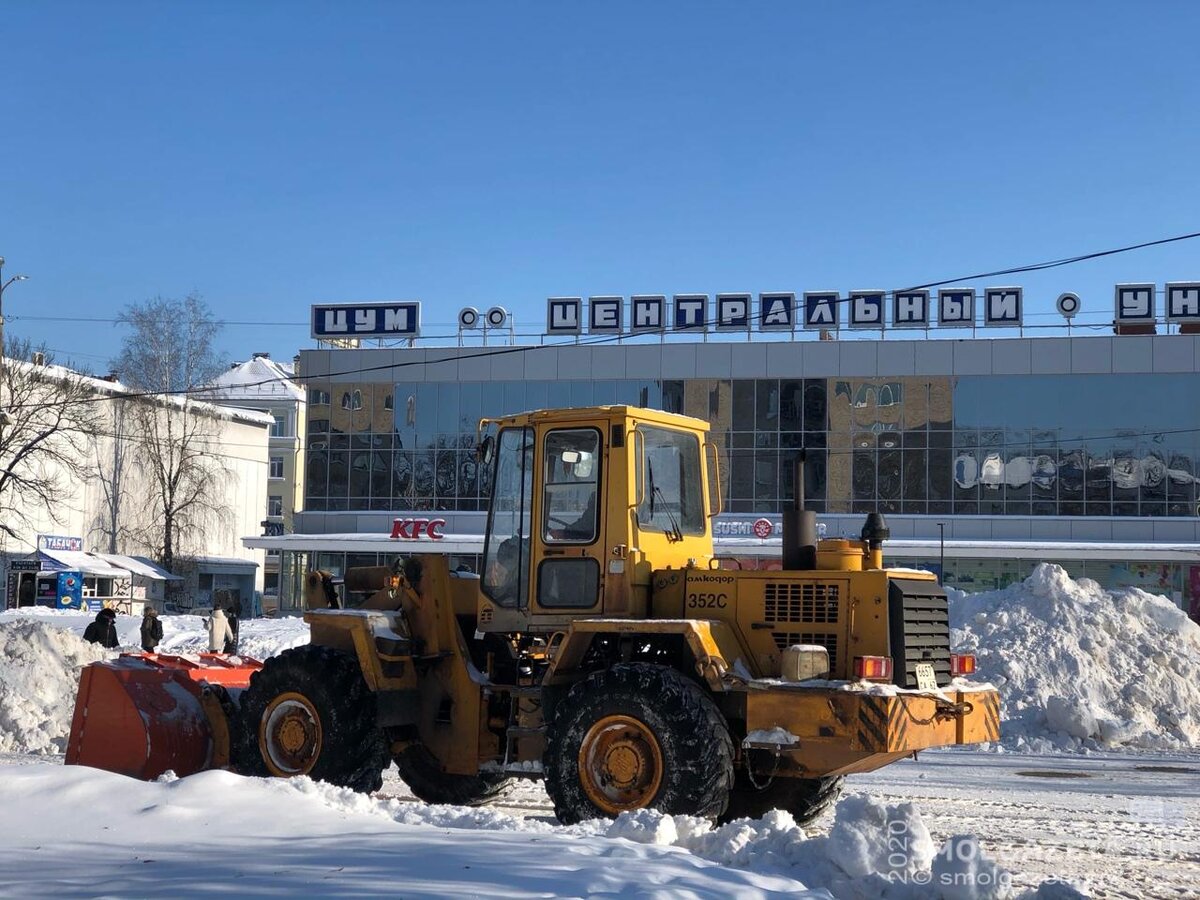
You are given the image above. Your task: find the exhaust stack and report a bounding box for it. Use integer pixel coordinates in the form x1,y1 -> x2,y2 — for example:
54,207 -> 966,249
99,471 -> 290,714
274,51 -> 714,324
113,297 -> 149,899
782,452 -> 818,570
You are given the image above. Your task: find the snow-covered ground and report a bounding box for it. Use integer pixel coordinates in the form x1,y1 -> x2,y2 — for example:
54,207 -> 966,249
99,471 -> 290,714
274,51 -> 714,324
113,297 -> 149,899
1,565 -> 1197,898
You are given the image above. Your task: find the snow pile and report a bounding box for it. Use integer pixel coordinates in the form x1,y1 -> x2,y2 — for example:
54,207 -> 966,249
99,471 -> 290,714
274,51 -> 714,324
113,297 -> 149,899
0,620 -> 111,754
381,785 -> 1038,898
0,606 -> 310,660
154,613 -> 310,659
590,796 -> 1018,899
933,836 -> 1012,900
0,610 -> 309,755
0,765 -> 829,898
950,563 -> 1200,752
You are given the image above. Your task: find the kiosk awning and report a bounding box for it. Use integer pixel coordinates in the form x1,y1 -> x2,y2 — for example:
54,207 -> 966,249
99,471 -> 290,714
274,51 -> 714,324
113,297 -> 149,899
39,550 -> 130,578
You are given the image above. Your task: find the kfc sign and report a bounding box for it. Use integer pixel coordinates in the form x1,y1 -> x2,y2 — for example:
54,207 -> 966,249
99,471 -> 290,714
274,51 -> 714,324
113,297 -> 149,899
389,518 -> 446,540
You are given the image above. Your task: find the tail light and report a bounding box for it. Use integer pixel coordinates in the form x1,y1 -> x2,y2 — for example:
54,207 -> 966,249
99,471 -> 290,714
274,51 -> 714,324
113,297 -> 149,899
950,653 -> 976,676
853,655 -> 893,680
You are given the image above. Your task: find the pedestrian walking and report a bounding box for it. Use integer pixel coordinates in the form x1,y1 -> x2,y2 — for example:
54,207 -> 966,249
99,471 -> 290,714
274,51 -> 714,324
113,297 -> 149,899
206,607 -> 233,653
83,608 -> 119,649
224,602 -> 240,655
140,606 -> 163,653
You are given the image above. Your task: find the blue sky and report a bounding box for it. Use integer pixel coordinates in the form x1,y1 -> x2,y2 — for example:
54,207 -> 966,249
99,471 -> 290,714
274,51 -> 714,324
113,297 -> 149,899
3,1 -> 1199,370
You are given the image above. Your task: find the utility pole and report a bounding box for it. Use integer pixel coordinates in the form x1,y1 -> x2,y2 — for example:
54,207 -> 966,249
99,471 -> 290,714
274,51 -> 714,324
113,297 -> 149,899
937,521 -> 946,586
0,257 -> 32,434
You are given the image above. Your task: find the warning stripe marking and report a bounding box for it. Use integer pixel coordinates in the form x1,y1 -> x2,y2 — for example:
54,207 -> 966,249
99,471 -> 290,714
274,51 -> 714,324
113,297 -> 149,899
981,692 -> 1001,741
857,697 -> 888,750
887,698 -> 910,751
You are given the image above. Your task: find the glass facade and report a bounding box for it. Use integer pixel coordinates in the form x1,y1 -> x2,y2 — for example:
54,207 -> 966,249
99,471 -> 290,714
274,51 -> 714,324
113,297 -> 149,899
301,374 -> 1200,519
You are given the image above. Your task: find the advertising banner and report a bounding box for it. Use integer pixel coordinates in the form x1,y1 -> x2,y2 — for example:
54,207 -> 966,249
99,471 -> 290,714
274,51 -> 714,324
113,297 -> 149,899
55,571 -> 88,611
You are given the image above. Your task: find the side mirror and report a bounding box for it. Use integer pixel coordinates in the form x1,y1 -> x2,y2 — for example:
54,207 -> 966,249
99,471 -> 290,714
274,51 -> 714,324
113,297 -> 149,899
477,435 -> 495,465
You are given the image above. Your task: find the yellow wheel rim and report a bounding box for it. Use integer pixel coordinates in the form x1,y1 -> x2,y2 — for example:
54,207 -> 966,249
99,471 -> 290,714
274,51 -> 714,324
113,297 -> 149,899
259,691 -> 323,777
578,714 -> 663,815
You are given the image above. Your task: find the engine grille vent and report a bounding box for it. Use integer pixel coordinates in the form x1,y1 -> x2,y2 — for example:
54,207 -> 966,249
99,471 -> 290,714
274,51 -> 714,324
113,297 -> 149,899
888,578 -> 952,688
771,631 -> 838,671
763,582 -> 840,624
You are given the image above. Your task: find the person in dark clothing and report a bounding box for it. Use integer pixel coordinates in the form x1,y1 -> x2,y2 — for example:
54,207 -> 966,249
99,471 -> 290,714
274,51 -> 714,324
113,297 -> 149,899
83,608 -> 119,649
140,607 -> 163,653
223,603 -> 240,655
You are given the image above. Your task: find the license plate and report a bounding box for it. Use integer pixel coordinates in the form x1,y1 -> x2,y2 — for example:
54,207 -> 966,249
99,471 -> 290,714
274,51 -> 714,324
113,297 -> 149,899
915,663 -> 937,691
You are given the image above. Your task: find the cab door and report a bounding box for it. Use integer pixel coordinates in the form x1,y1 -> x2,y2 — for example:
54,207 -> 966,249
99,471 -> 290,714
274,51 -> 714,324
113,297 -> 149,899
530,424 -> 605,620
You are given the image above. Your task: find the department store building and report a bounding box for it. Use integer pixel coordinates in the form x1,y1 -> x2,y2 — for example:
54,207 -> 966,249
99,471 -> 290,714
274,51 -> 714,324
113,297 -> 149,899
247,291 -> 1200,616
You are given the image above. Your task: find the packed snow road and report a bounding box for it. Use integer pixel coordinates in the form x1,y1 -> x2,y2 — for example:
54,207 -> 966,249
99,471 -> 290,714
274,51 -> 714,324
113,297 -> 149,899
858,751 -> 1200,899
375,749 -> 1200,899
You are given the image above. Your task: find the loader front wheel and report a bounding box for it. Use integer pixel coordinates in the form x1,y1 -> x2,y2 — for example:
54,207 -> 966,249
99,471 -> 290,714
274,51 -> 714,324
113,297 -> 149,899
238,645 -> 387,793
720,770 -> 844,826
393,743 -> 511,806
543,663 -> 734,825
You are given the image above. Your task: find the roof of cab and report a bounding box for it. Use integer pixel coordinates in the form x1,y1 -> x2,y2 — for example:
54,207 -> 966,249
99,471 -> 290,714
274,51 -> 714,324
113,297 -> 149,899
483,405 -> 711,432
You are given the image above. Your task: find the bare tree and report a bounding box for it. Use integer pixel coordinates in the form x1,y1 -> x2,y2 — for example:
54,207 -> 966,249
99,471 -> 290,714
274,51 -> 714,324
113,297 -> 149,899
90,396 -> 130,554
111,295 -> 231,573
0,340 -> 102,545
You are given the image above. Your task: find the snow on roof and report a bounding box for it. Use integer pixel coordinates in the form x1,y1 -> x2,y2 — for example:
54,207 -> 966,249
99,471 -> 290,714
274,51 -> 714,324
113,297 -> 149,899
1,356 -> 275,428
191,556 -> 260,571
100,554 -> 184,581
197,355 -> 305,403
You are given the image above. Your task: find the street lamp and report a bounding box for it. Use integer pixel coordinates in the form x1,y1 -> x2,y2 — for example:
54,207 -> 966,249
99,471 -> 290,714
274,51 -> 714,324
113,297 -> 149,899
0,256 -> 32,434
1,256 -> 32,354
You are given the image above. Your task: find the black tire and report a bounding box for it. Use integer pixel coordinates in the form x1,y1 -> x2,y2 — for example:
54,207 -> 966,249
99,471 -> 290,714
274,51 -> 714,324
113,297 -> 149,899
720,770 -> 844,826
393,743 -> 511,806
543,663 -> 734,825
237,645 -> 388,793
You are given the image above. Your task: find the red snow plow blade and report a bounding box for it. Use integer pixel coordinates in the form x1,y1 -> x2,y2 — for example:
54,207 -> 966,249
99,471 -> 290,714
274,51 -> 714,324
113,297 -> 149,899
66,653 -> 262,780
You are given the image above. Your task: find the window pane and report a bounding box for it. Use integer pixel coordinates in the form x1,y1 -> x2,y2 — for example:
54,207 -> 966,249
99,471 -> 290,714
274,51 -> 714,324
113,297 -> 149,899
328,451 -> 349,499
394,383 -> 417,448
415,384 -> 438,447
525,381 -> 548,414
458,382 -> 482,433
537,559 -> 600,608
349,451 -> 371,497
543,429 -> 601,544
732,380 -> 755,431
306,450 -> 328,500
437,383 -> 460,434
636,426 -> 704,536
505,381 -> 527,415
779,380 -> 803,430
370,450 -> 391,497
482,427 -> 534,608
569,381 -> 591,408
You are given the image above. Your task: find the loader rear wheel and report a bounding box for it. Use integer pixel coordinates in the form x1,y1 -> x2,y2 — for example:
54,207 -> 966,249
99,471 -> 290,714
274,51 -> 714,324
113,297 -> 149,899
237,645 -> 387,793
720,770 -> 844,826
393,743 -> 511,806
543,663 -> 734,825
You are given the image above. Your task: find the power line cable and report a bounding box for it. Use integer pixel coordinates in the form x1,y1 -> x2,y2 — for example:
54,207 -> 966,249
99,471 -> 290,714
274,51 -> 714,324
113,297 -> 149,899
4,228 -> 1200,413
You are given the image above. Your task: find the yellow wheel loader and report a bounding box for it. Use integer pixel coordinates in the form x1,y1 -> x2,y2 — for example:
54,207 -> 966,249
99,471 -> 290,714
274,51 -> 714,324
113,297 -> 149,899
68,405 -> 999,826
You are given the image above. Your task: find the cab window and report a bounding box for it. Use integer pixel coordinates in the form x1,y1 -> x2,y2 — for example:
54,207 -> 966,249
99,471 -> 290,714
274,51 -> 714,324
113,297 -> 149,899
482,427 -> 534,608
636,426 -> 704,537
542,428 -> 601,544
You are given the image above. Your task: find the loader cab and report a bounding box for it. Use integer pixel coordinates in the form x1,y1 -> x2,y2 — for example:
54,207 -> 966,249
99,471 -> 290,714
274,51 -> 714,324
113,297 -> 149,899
477,406 -> 717,633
